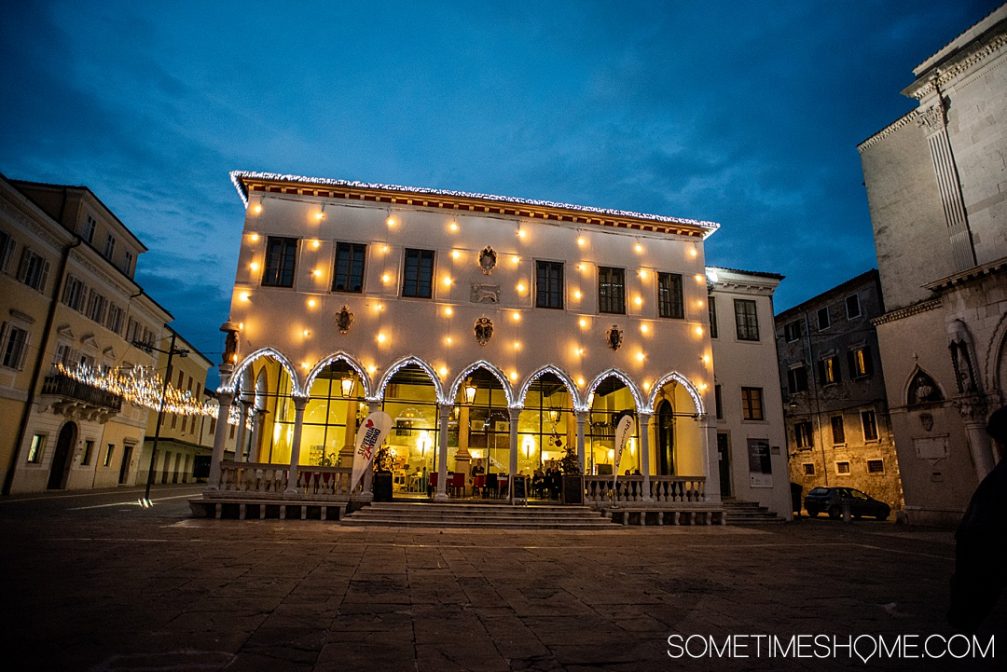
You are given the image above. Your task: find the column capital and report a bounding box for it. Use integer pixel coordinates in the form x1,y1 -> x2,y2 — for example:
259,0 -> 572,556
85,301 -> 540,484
292,395 -> 309,412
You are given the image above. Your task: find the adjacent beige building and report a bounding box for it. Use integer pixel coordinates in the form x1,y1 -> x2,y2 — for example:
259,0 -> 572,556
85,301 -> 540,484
858,5 -> 1007,524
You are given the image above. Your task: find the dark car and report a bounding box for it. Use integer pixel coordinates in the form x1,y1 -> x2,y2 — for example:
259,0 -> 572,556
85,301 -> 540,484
804,487 -> 890,520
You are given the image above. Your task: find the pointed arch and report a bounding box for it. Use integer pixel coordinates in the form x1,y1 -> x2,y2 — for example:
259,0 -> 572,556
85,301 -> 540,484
904,365 -> 946,407
647,371 -> 705,416
225,347 -> 301,396
373,356 -> 445,403
583,368 -> 644,412
516,364 -> 581,410
448,360 -> 515,408
304,351 -> 373,398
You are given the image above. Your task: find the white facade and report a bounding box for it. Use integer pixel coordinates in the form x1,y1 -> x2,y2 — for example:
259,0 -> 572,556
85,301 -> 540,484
212,171 -> 752,507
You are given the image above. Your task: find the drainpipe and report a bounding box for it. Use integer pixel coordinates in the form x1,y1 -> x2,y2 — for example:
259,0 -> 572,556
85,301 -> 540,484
3,203 -> 82,495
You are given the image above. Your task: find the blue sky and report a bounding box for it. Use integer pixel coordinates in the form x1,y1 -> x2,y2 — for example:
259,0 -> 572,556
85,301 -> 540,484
1,0 -> 1000,372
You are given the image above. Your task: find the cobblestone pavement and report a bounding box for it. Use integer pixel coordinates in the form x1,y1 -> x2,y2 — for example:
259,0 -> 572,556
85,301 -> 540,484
0,487 -> 1002,671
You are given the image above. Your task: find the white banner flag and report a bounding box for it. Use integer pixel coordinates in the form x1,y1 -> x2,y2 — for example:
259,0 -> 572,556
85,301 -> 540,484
611,414 -> 635,489
351,411 -> 392,492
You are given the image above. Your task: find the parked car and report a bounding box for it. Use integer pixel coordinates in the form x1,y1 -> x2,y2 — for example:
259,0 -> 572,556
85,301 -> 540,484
804,487 -> 890,520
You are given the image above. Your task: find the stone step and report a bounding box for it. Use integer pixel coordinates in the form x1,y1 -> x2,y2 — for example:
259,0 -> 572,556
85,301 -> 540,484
344,501 -> 617,529
341,517 -> 616,529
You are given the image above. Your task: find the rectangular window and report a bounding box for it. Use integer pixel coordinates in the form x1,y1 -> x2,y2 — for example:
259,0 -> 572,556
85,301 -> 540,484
708,295 -> 718,338
81,440 -> 94,466
802,462 -> 815,476
747,438 -> 772,474
0,229 -> 15,273
85,290 -> 108,324
849,346 -> 873,378
122,250 -> 133,276
401,248 -> 435,298
262,236 -> 298,288
657,272 -> 684,319
818,355 -> 841,385
103,234 -> 116,260
103,443 -> 115,467
817,306 -> 831,331
831,416 -> 846,445
17,248 -> 49,291
741,387 -> 764,421
106,304 -> 124,334
784,319 -> 803,342
53,343 -> 72,366
846,294 -> 861,319
598,267 -> 625,314
861,410 -> 879,441
27,434 -> 45,463
332,242 -> 366,293
734,299 -> 759,341
867,459 -> 885,474
83,215 -> 96,243
787,364 -> 808,394
1,325 -> 29,370
61,275 -> 87,311
836,461 -> 851,475
535,260 -> 564,309
795,421 -> 813,449
714,384 -> 723,420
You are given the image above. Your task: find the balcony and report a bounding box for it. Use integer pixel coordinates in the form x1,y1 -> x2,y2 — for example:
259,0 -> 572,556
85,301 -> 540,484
42,370 -> 123,422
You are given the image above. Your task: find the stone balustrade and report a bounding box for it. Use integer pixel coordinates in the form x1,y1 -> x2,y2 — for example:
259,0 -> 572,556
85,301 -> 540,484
583,475 -> 706,505
217,461 -> 353,497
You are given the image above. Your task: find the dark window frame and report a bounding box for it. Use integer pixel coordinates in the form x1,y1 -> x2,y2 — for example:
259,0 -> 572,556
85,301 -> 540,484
741,387 -> 764,421
734,298 -> 759,341
332,242 -> 367,293
598,266 -> 625,314
262,236 -> 299,288
657,272 -> 684,319
708,295 -> 718,338
535,260 -> 564,310
831,415 -> 846,445
402,248 -> 435,299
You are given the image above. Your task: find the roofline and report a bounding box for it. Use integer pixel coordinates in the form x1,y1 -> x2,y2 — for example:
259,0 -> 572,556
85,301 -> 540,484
230,170 -> 720,239
9,179 -> 149,252
774,269 -> 880,320
706,265 -> 785,281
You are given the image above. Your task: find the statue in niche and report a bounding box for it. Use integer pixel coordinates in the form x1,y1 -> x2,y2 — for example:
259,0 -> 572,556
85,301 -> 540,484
336,305 -> 354,334
478,246 -> 497,275
605,324 -> 624,351
948,340 -> 977,394
908,370 -> 943,407
470,283 -> 500,304
474,317 -> 494,346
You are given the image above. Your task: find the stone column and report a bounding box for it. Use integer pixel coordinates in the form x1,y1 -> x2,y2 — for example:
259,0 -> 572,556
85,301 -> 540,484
248,409 -> 265,463
700,414 -> 721,503
957,396 -> 995,480
575,411 -> 587,474
638,412 -> 653,501
234,400 -> 250,463
434,403 -> 451,501
207,389 -> 234,491
508,407 -> 520,503
284,396 -> 308,494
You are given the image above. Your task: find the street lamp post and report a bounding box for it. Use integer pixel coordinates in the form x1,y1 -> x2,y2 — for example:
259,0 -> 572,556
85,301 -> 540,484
135,331 -> 188,506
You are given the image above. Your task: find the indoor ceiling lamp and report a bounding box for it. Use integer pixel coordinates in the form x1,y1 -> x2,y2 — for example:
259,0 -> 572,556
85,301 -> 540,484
340,375 -> 354,397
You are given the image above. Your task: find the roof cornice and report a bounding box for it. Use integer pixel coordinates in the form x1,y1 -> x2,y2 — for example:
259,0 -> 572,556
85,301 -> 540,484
230,170 -> 720,239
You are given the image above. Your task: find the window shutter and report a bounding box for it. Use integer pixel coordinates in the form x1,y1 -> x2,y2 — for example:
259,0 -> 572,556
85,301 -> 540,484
863,347 -> 873,376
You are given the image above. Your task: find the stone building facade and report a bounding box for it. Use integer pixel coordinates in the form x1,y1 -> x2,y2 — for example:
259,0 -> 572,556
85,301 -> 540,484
858,5 -> 1007,524
774,270 -> 902,511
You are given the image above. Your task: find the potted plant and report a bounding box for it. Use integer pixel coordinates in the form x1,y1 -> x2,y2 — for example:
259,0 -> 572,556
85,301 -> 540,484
559,445 -> 583,504
372,446 -> 394,502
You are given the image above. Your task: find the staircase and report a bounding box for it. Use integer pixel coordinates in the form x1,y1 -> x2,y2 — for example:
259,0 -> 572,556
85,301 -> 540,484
722,499 -> 786,524
342,501 -> 619,529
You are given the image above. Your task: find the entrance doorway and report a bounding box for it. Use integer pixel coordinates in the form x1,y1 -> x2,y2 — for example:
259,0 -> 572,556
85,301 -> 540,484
717,432 -> 732,497
47,422 -> 77,490
118,444 -> 133,484
656,400 -> 675,475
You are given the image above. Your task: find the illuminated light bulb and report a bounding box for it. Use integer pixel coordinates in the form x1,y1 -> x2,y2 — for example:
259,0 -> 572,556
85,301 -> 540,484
634,242 -> 644,254
513,340 -> 522,351
451,249 -> 461,260
516,281 -> 527,294
638,269 -> 649,280
516,227 -> 525,239
249,261 -> 260,272
636,351 -> 646,362
380,244 -> 390,253
689,247 -> 698,258
578,318 -> 588,329
381,272 -> 392,285
509,370 -> 518,381
511,311 -> 522,322
576,376 -> 585,387
377,332 -> 387,344
301,361 -> 310,370
577,235 -> 586,247
303,329 -> 311,338
512,255 -> 521,265
386,215 -> 397,227
238,322 -> 244,330
248,232 -> 260,243
314,210 -> 325,221
572,289 -> 582,301
697,299 -> 706,308
311,239 -> 321,250
694,273 -> 705,283
307,298 -> 317,308
577,347 -> 585,357
444,336 -> 454,346
643,380 -> 652,391
240,292 -> 251,302
367,365 -> 377,375
251,203 -> 262,216
311,268 -> 321,278
448,221 -> 459,233
694,325 -> 704,337
439,366 -> 449,377
640,323 -> 650,334
443,306 -> 454,317
634,295 -> 643,307
373,303 -> 384,312
702,354 -> 711,365
442,275 -> 453,288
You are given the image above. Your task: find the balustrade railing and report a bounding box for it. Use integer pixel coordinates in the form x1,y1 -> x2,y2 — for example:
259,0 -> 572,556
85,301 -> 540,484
582,475 -> 706,505
217,461 -> 351,497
